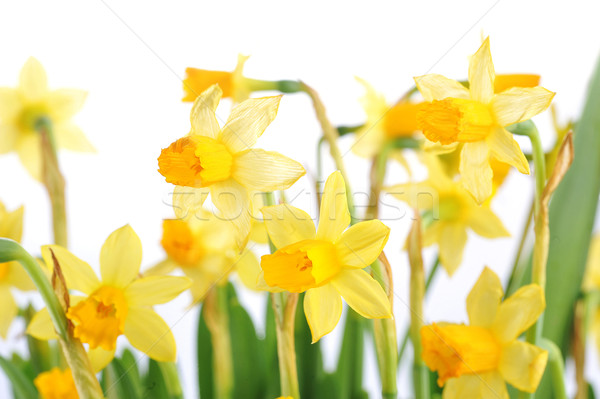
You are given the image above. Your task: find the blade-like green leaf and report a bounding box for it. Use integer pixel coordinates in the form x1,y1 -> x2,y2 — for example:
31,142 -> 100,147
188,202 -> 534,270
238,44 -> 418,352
0,356 -> 38,399
102,357 -> 141,399
197,304 -> 214,399
144,359 -> 170,399
335,309 -> 367,399
295,292 -> 326,399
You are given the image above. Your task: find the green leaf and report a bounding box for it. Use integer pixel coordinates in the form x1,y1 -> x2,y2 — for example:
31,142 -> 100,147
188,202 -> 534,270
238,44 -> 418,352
295,292 -> 326,399
197,305 -> 215,399
537,56 -> 600,398
0,356 -> 38,399
144,359 -> 170,399
102,357 -> 141,399
264,294 -> 281,398
335,308 -> 367,399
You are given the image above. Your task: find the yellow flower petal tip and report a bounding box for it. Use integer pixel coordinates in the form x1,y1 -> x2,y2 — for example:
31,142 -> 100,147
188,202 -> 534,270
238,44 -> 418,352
260,171 -> 390,341
183,54 -> 250,103
34,368 -> 79,399
414,38 -> 554,202
421,267 -> 548,393
0,58 -> 92,180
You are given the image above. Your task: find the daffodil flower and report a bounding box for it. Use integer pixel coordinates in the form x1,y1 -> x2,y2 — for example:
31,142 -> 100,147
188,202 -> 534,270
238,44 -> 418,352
34,367 -> 79,399
27,225 -> 191,371
0,57 -> 94,180
158,84 -> 305,248
183,54 -> 250,103
353,78 -> 423,159
0,201 -> 34,338
259,171 -> 392,342
388,156 -> 509,275
148,213 -> 260,303
421,267 -> 547,398
415,38 -> 554,203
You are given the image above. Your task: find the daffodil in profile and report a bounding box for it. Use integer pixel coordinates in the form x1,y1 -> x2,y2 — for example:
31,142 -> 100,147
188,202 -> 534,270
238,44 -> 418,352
260,171 -> 392,342
183,55 -> 250,103
27,225 -> 191,371
0,57 -> 94,180
158,84 -> 305,247
421,267 -> 547,398
415,38 -> 554,203
149,212 -> 260,303
0,201 -> 34,338
34,367 -> 78,399
353,78 -> 422,158
388,156 -> 509,275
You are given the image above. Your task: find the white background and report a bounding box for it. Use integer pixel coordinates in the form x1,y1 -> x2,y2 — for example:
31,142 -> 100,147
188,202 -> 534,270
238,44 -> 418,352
1,0 -> 599,397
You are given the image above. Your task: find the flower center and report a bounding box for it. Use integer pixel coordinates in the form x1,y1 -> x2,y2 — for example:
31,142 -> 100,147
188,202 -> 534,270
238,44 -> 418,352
417,98 -> 495,145
261,239 -> 341,293
66,285 -> 128,351
437,192 -> 466,222
0,263 -> 9,281
421,323 -> 501,386
161,219 -> 205,267
158,136 -> 232,187
18,104 -> 49,132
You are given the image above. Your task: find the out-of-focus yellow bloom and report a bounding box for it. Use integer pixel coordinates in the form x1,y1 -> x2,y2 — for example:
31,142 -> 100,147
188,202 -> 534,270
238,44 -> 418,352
353,78 -> 423,158
158,85 -> 305,248
0,201 -> 34,338
148,214 -> 260,303
388,157 -> 509,275
0,57 -> 94,180
415,38 -> 554,203
34,367 -> 78,399
260,171 -> 392,342
27,225 -> 191,371
583,235 -> 600,291
183,55 -> 250,103
421,267 -> 547,397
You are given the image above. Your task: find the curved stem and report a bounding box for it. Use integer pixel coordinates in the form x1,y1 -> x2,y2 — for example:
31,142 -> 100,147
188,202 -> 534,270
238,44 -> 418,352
540,339 -> 568,399
205,287 -> 234,399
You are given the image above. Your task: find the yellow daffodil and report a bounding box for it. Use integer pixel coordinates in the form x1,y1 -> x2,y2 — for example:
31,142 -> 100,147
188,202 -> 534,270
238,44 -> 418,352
158,84 -> 305,248
0,201 -> 34,338
34,367 -> 78,399
353,78 -> 423,158
388,156 -> 509,275
415,38 -> 554,203
183,55 -> 250,103
27,225 -> 191,371
259,171 -> 392,342
494,74 -> 540,93
0,57 -> 94,180
421,267 -> 547,398
148,213 -> 260,303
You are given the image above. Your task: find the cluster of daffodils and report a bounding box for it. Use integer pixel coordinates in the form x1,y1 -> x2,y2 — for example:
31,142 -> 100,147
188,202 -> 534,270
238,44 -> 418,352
1,35 -> 594,399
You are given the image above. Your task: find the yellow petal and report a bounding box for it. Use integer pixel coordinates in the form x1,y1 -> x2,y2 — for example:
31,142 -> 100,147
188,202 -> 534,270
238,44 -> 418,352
422,222 -> 443,247
443,372 -> 508,399
331,269 -> 391,319
190,84 -> 222,139
100,225 -> 142,288
353,77 -> 387,158
4,261 -> 35,291
0,288 -> 17,338
232,149 -> 305,191
232,54 -> 251,103
459,141 -> 492,204
16,133 -> 42,181
210,179 -> 252,249
53,123 -> 95,152
492,284 -> 545,343
124,307 -> 176,362
316,171 -> 350,241
235,250 -> 261,291
0,88 -> 21,121
335,220 -> 390,268
41,245 -> 100,295
26,308 -> 57,340
0,125 -> 18,154
88,347 -> 116,373
499,341 -> 548,393
261,204 -> 316,249
494,74 -> 540,93
414,74 -> 469,102
220,96 -> 281,153
172,185 -> 210,220
468,37 -> 495,103
125,276 -> 191,307
304,284 -> 342,343
19,57 -> 48,101
438,223 -> 467,276
0,205 -> 23,241
467,267 -> 503,328
46,89 -> 87,121
492,87 -> 555,126
386,182 -> 438,211
486,128 -> 530,174
467,205 -> 510,238
142,258 -> 177,277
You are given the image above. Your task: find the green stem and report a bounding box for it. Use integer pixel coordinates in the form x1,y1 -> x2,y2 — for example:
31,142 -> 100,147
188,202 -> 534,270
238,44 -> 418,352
504,201 -> 535,298
539,339 -> 568,399
244,78 -> 303,94
36,117 -> 68,247
0,239 -> 103,399
272,292 -> 301,399
214,286 -> 234,399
